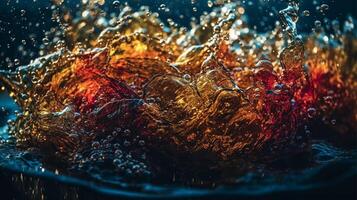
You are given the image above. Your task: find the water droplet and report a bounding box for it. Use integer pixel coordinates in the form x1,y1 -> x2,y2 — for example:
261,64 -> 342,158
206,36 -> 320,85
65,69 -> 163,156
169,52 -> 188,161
53,0 -> 64,5
302,10 -> 310,17
331,119 -> 336,125
113,143 -> 120,149
20,10 -> 26,16
207,1 -> 213,8
92,141 -> 100,149
314,20 -> 322,28
90,153 -> 99,161
307,107 -> 317,118
113,0 -> 120,7
113,158 -> 121,165
213,25 -> 221,33
320,4 -> 329,11
183,74 -> 191,82
114,149 -> 123,156
159,4 -> 166,11
14,59 -> 20,66
138,140 -> 145,146
123,140 -> 130,147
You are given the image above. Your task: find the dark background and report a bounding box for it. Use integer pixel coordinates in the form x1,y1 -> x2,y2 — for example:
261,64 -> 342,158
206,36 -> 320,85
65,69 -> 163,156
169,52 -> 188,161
0,0 -> 356,69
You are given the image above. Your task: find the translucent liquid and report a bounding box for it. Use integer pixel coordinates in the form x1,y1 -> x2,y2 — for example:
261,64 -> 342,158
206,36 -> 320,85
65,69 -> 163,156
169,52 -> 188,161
0,1 -> 356,177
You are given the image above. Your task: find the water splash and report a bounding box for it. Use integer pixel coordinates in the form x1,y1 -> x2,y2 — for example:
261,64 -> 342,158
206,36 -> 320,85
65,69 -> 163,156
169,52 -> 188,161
0,1 -> 356,180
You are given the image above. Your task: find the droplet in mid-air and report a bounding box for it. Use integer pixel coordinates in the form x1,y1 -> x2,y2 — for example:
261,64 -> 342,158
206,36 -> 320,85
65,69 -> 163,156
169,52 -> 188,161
113,1 -> 120,7
302,10 -> 310,17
